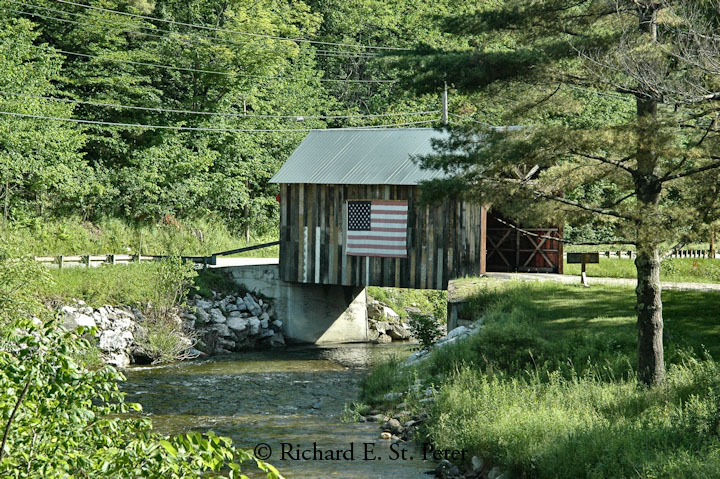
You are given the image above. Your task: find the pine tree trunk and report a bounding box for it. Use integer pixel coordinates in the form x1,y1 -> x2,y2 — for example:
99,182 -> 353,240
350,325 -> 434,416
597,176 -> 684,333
634,2 -> 665,386
635,243 -> 665,385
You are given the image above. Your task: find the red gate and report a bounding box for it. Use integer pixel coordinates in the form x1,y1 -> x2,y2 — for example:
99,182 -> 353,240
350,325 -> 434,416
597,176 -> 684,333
486,214 -> 563,273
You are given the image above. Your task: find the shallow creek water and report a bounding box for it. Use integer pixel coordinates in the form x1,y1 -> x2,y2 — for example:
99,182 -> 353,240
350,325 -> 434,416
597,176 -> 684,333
121,343 -> 434,478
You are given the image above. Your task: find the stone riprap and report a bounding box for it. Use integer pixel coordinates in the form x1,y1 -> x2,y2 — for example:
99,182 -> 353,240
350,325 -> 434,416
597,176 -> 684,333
366,300 -> 414,343
59,290 -> 284,368
187,292 -> 285,355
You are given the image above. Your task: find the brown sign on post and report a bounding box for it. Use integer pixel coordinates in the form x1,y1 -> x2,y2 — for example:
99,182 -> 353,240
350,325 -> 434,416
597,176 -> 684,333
567,252 -> 600,264
566,252 -> 599,287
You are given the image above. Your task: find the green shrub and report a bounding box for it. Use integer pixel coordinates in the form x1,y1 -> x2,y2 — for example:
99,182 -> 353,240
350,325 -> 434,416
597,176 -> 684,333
407,312 -> 444,350
0,255 -> 281,478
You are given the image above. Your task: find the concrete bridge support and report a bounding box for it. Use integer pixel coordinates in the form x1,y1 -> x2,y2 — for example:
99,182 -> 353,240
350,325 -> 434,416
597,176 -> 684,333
225,264 -> 368,344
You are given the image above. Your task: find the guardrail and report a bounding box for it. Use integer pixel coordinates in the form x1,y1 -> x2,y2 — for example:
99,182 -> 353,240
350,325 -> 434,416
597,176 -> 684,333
32,241 -> 281,269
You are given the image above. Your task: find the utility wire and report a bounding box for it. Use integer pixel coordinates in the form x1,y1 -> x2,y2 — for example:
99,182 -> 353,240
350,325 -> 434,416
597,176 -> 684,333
50,0 -> 411,52
4,40 -> 396,83
5,1 -> 376,58
0,90 -> 439,120
0,110 -> 438,132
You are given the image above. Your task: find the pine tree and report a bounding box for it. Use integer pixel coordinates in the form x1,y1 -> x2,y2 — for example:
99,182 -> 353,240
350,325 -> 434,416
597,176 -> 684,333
403,0 -> 720,385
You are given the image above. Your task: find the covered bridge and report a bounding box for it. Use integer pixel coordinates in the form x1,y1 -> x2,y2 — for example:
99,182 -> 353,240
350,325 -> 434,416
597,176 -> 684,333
269,128 -> 561,291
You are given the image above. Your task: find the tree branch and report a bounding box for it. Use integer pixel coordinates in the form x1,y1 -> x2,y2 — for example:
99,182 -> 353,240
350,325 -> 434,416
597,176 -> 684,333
0,375 -> 31,463
569,150 -> 637,174
661,157 -> 720,182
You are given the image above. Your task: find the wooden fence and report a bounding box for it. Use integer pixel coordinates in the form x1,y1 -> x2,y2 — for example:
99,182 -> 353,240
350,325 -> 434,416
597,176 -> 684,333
563,250 -> 719,260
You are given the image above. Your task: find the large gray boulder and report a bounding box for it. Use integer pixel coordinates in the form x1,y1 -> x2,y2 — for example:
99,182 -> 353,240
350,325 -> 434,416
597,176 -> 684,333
62,312 -> 96,330
209,308 -> 226,324
248,316 -> 260,335
226,317 -> 248,332
98,329 -> 133,352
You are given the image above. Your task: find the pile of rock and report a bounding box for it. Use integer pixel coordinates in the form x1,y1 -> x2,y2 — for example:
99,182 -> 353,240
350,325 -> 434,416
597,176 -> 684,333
59,301 -> 189,368
185,291 -> 285,355
367,300 -> 413,343
59,290 -> 284,368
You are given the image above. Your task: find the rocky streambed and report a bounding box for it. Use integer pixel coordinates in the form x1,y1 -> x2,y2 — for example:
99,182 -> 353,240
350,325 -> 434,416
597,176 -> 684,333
59,291 -> 422,368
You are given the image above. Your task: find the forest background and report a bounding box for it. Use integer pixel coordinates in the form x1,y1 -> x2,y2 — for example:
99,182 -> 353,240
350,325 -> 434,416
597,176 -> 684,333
1,0 -> 637,254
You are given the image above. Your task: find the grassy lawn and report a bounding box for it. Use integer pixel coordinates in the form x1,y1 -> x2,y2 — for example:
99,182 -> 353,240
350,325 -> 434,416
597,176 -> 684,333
361,280 -> 720,478
563,257 -> 720,283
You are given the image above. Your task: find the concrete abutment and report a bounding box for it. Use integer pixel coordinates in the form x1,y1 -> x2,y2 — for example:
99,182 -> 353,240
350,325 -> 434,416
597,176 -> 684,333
227,265 -> 368,344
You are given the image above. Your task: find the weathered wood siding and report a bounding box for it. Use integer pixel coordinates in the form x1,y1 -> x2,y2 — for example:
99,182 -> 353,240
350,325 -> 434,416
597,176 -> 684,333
278,183 -> 486,290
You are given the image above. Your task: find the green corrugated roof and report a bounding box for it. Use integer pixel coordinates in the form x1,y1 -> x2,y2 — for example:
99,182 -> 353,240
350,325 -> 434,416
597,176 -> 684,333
269,128 -> 450,185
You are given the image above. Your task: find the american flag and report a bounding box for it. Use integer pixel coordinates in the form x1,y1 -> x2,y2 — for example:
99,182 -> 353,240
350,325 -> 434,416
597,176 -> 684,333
346,200 -> 408,258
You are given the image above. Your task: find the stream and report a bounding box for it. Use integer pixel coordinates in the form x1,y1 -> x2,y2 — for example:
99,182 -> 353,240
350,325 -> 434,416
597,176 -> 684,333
121,343 -> 434,478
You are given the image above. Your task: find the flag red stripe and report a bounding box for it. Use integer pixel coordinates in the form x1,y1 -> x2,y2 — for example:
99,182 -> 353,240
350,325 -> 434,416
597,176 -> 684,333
370,227 -> 407,232
348,244 -> 407,250
371,200 -> 408,206
347,252 -> 408,258
372,218 -> 407,224
370,209 -> 408,215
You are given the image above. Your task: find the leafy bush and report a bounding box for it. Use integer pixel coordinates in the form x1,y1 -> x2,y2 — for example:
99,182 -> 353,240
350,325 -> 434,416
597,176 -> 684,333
134,258 -> 198,364
407,312 -> 444,350
0,255 -> 282,478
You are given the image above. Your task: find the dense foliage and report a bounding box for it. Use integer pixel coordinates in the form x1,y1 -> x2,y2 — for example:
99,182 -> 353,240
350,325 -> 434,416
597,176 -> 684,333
0,252 -> 282,478
0,0 -> 455,240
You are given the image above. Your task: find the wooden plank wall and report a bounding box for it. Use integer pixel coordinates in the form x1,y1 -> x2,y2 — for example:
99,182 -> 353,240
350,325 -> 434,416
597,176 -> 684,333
279,183 -> 485,290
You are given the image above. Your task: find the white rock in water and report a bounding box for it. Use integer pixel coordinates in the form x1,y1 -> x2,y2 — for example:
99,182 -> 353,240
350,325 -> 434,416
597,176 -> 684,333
248,317 -> 260,335
63,312 -> 96,330
272,320 -> 283,329
226,317 -> 248,331
225,303 -> 238,312
209,308 -> 226,323
382,306 -> 400,320
259,312 -> 270,322
261,329 -> 274,338
99,329 -> 133,352
104,351 -> 130,368
228,310 -> 242,318
260,318 -> 269,329
235,299 -> 247,311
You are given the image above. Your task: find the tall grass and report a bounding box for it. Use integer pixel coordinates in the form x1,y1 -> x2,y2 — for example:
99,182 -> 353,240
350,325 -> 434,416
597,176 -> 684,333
1,216 -> 278,257
361,280 -> 720,478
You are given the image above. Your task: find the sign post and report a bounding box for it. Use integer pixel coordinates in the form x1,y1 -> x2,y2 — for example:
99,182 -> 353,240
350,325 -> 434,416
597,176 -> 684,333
566,252 -> 600,287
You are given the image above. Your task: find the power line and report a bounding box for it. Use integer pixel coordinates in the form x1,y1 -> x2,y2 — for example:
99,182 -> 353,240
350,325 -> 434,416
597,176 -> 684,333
5,1 -> 376,58
49,0 -> 410,52
4,40 -> 395,83
0,110 -> 438,132
0,90 -> 439,119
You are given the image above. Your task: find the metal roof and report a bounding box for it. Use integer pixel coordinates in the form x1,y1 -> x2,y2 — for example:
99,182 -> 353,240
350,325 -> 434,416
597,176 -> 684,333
269,128 -> 451,185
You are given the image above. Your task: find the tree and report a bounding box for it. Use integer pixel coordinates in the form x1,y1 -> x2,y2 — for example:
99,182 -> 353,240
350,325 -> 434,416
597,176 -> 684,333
0,16 -> 88,222
404,0 -> 720,385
